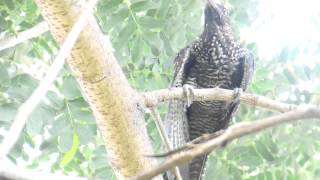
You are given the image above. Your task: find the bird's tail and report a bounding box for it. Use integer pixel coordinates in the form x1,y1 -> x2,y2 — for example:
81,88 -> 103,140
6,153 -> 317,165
189,154 -> 208,180
164,99 -> 190,180
163,164 -> 189,180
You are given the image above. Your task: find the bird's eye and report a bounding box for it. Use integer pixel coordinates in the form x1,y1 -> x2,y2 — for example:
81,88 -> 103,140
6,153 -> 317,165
215,3 -> 229,17
222,7 -> 229,16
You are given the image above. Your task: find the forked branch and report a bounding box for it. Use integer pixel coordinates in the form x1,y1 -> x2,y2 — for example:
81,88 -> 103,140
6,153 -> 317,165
132,107 -> 320,180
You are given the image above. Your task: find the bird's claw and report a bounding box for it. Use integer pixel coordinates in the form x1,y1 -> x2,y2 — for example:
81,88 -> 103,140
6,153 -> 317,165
183,84 -> 194,107
232,88 -> 243,104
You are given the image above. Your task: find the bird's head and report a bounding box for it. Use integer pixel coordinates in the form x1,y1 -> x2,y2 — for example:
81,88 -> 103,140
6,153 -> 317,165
204,0 -> 230,28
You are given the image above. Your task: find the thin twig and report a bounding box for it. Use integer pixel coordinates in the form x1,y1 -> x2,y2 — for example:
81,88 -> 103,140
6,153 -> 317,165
151,130 -> 225,158
150,108 -> 182,180
0,21 -> 49,52
142,87 -> 297,112
150,108 -> 171,150
0,0 -> 99,160
132,106 -> 320,180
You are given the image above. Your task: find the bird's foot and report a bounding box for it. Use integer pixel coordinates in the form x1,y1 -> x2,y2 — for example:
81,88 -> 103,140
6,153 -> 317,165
232,88 -> 243,104
183,84 -> 195,107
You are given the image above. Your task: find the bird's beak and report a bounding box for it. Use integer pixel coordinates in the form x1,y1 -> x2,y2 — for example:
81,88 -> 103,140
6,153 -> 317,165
208,0 -> 224,24
214,1 -> 224,16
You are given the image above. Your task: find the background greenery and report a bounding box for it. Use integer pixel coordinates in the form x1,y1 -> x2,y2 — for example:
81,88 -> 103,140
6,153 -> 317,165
1,0 -> 320,179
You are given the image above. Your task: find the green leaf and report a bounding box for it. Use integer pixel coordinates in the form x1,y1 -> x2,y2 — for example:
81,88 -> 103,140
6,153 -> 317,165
0,63 -> 10,87
160,32 -> 174,56
6,73 -> 39,101
40,137 -> 58,152
251,80 -> 274,94
205,155 -> 229,179
76,124 -> 95,145
13,43 -> 33,61
26,104 -> 54,135
46,91 -> 64,110
158,0 -> 170,18
67,98 -> 95,124
60,130 -> 79,166
24,132 -> 35,148
95,167 -> 114,179
263,134 -> 279,155
60,76 -> 82,100
104,0 -> 123,8
139,16 -> 164,30
38,37 -> 53,54
68,98 -> 89,109
227,146 -> 263,168
114,21 -> 136,50
4,0 -> 15,10
91,157 -> 110,170
58,125 -> 73,152
143,32 -> 162,56
26,107 -> 46,134
106,7 -> 129,28
49,114 -> 69,136
93,145 -> 107,157
72,109 -> 96,124
0,103 -> 17,122
131,36 -> 144,62
131,1 -> 158,12
227,163 -> 242,179
255,140 -> 275,161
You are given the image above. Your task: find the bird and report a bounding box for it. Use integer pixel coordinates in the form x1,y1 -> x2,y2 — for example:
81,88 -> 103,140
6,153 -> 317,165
164,0 -> 255,180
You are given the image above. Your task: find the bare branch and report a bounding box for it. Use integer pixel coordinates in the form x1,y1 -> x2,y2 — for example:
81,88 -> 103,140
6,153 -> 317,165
150,108 -> 171,152
132,107 -> 320,180
142,87 -> 296,112
0,0 -> 99,160
0,21 -> 48,52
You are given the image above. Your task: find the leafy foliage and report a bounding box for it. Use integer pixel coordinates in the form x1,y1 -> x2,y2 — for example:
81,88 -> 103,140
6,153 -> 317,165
1,0 -> 320,179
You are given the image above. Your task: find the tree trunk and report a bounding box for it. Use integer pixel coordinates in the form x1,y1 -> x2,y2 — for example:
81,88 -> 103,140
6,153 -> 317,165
33,0 -> 160,179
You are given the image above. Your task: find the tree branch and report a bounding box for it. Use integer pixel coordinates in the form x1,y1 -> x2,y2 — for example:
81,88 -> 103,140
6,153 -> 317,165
33,0 -> 160,179
132,106 -> 320,180
142,87 -> 296,112
0,21 -> 48,52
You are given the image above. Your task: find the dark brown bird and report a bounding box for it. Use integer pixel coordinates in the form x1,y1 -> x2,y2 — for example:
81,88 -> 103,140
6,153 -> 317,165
164,1 -> 255,179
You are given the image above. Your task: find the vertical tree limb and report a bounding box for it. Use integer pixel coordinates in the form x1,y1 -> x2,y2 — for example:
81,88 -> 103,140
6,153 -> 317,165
32,0 -> 159,179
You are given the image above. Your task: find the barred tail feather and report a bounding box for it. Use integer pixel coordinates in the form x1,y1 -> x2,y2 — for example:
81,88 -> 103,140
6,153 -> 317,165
164,99 -> 190,180
190,154 -> 209,180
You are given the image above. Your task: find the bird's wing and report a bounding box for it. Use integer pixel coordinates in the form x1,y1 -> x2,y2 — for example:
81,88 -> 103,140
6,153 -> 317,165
226,49 -> 255,124
166,46 -> 194,147
171,46 -> 192,87
164,46 -> 194,180
238,49 -> 255,91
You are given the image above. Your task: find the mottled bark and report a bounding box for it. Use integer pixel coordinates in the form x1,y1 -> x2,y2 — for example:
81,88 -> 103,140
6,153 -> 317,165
33,0 -> 160,179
